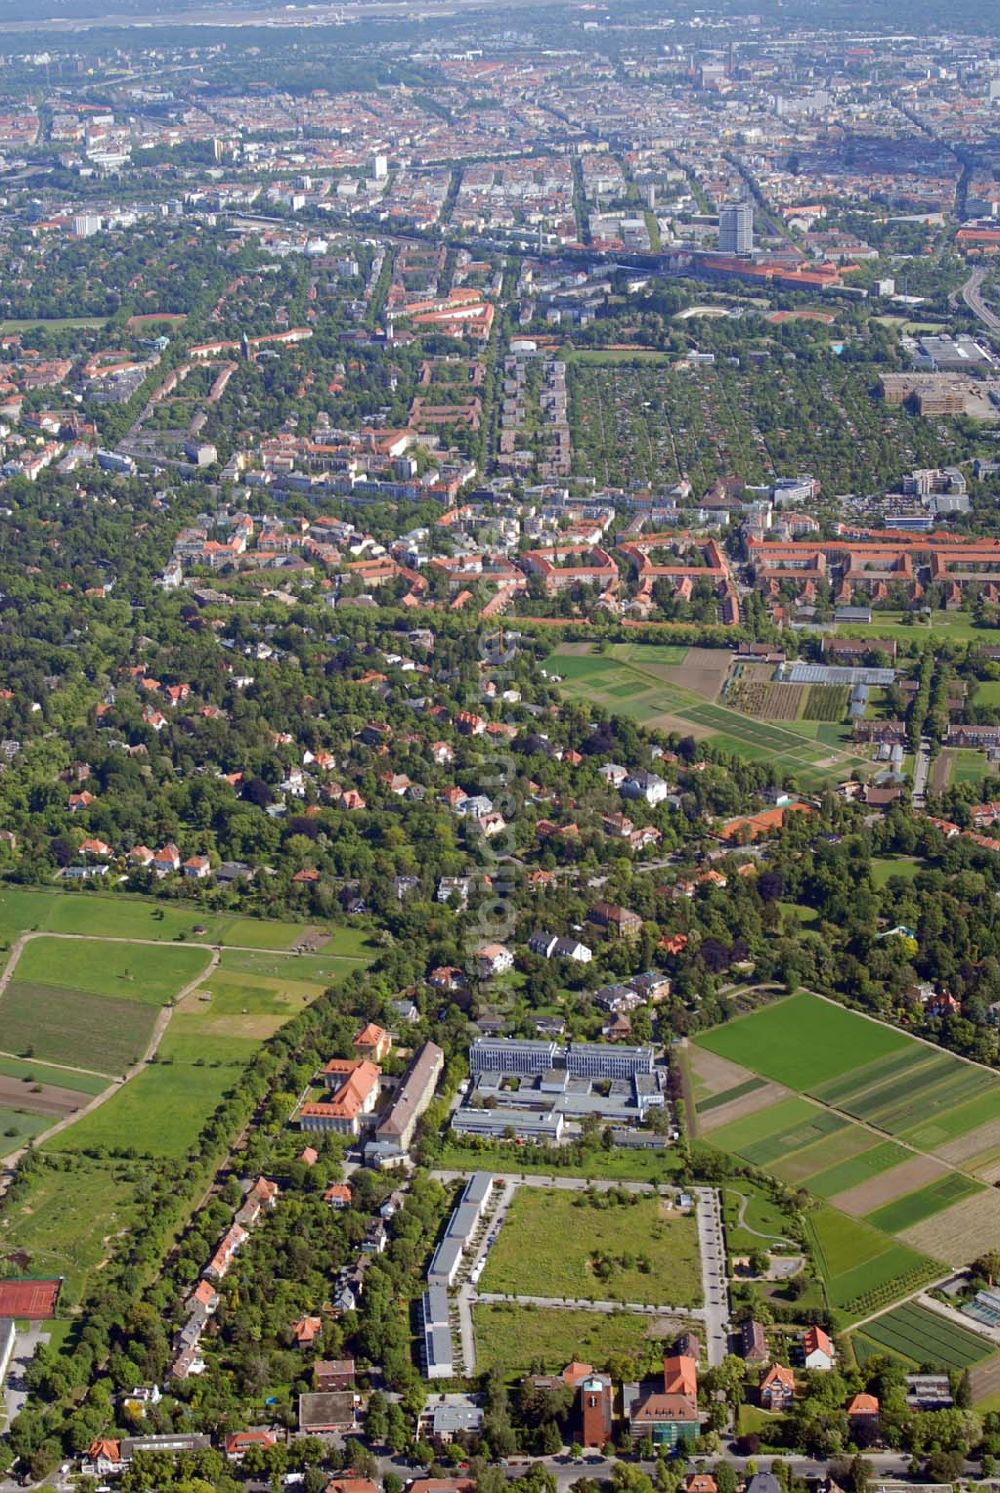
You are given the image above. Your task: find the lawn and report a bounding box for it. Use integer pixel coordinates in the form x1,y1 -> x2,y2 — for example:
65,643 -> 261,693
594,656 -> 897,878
696,993 -> 910,1091
12,935 -> 211,1005
870,857 -> 922,888
479,1187 -> 702,1307
865,1173 -> 983,1234
0,1154 -> 144,1306
854,1302 -> 992,1369
0,887 -> 313,950
0,316 -> 107,333
0,981 -> 159,1075
723,1184 -> 795,1253
835,612 -> 990,645
975,681 -> 1000,706
473,1302 -> 686,1376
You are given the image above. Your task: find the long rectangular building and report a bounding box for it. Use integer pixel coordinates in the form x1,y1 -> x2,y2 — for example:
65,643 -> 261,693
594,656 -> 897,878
372,1041 -> 444,1155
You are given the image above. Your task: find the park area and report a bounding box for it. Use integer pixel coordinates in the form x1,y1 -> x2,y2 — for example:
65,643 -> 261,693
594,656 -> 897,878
479,1186 -> 702,1308
547,642 -> 870,790
694,992 -> 1000,1313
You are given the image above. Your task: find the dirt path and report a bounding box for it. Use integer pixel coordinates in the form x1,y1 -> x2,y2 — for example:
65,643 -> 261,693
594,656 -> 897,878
0,944 -> 220,1167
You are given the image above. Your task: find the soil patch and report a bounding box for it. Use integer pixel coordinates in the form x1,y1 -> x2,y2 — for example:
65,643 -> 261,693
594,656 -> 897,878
0,1073 -> 87,1117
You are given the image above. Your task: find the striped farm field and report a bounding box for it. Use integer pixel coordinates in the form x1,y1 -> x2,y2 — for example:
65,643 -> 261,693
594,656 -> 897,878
707,1096 -> 841,1164
770,1124 -> 878,1185
696,993 -> 910,1090
0,981 -> 158,1076
865,1172 -> 983,1235
803,1204 -> 941,1321
852,1302 -> 993,1369
698,994 -> 1000,1171
806,1141 -> 913,1199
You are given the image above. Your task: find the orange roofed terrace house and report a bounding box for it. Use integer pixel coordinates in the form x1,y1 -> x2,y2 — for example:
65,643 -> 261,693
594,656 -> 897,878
747,534 -> 1000,605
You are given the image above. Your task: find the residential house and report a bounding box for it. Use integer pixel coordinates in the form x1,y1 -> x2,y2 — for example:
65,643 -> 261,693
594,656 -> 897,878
476,943 -> 514,979
759,1364 -> 795,1410
740,1319 -> 768,1363
587,901 -> 643,940
353,1022 -> 392,1063
802,1325 -> 833,1371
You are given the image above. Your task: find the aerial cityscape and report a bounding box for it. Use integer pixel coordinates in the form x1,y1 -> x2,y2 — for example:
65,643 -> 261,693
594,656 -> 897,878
7,0 -> 1000,1489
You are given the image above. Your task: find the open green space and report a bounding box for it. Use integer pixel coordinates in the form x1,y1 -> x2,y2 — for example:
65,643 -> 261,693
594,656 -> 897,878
942,748 -> 995,788
479,1187 -> 701,1307
433,1143 -> 683,1184
473,1301 -> 684,1376
975,681 -> 1000,706
870,857 -> 922,888
696,993 -> 909,1091
0,1154 -> 145,1306
852,1301 -> 993,1369
723,1184 -> 794,1253
562,347 -> 675,365
834,612 -> 990,645
0,982 -> 159,1076
13,935 -> 211,1005
866,1173 -> 983,1235
0,316 -> 107,333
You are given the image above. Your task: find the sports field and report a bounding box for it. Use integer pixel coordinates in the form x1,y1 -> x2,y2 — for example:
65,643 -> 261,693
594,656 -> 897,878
547,643 -> 871,789
479,1186 -> 702,1307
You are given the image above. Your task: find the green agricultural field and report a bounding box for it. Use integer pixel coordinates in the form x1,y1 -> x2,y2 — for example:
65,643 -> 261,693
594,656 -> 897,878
853,1302 -> 992,1369
474,1302 -> 684,1376
769,1124 -> 879,1185
806,1141 -> 912,1199
0,1154 -> 145,1306
903,1088 -> 1000,1150
696,993 -> 909,1091
0,982 -> 159,1075
0,1107 -> 51,1144
804,1203 -> 940,1319
706,1095 -> 822,1155
13,935 -> 211,1005
547,644 -> 871,788
0,887 -> 315,950
48,1029 -> 257,1158
866,1173 -> 983,1234
0,1055 -> 107,1095
479,1187 -> 701,1307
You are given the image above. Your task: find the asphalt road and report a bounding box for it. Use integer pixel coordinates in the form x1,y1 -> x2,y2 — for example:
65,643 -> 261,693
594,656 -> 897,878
962,267 -> 1000,336
694,1187 -> 729,1366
